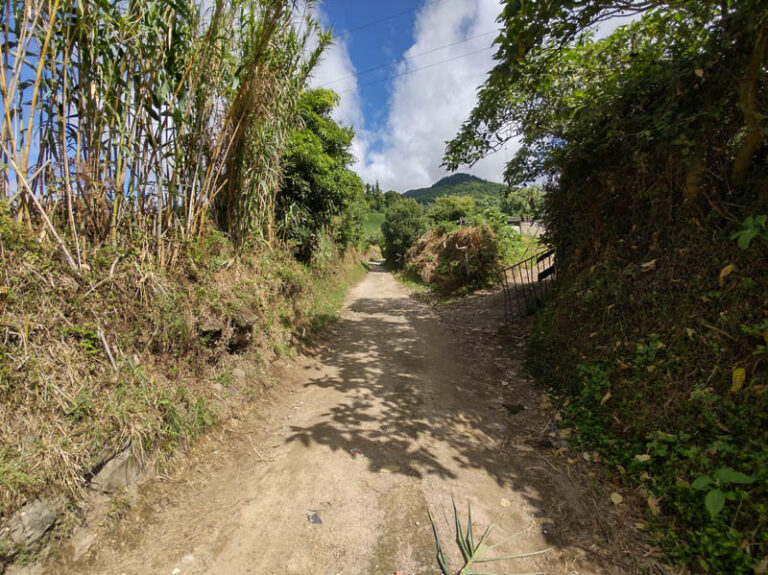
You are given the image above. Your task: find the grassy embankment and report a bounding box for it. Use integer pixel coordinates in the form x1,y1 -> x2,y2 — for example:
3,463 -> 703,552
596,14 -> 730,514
528,222 -> 767,571
0,211 -> 367,554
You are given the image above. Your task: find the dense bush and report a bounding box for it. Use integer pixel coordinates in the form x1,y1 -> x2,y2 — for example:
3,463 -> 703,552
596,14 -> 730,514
405,225 -> 502,296
381,198 -> 426,267
427,195 -> 476,225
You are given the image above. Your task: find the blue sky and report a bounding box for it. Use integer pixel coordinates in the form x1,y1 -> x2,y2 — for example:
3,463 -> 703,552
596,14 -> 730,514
316,1 -> 425,137
309,0 -> 509,192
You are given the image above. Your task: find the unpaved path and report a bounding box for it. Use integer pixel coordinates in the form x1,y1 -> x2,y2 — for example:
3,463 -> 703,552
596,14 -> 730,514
53,263 -> 645,574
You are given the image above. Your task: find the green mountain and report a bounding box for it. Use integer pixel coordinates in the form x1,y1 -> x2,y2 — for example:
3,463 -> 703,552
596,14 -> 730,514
402,173 -> 507,209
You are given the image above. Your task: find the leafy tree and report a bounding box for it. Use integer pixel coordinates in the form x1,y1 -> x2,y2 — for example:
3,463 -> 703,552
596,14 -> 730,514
364,181 -> 384,211
445,1 -> 767,192
383,190 -> 405,210
381,198 -> 426,266
278,89 -> 364,262
504,184 -> 543,217
428,195 -> 476,224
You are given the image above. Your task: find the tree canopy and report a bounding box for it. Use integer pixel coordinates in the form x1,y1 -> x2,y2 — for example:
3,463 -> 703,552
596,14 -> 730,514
278,89 -> 364,261
445,1 -> 767,192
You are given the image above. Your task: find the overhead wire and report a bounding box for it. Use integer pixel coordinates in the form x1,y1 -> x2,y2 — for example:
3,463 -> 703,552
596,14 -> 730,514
334,45 -> 494,96
346,0 -> 447,32
319,28 -> 499,87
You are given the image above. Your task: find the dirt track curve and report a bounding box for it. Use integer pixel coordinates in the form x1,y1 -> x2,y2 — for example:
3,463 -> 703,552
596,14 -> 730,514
52,262 -> 646,575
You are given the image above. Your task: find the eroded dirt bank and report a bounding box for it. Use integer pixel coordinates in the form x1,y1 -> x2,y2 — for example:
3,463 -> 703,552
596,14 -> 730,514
50,263 -> 652,574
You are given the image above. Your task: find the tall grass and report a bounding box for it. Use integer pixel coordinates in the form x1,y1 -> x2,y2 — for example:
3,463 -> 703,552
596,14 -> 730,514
0,0 -> 328,266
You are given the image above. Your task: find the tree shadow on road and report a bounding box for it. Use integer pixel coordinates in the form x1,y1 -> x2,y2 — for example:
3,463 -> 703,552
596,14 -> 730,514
284,264 -> 638,572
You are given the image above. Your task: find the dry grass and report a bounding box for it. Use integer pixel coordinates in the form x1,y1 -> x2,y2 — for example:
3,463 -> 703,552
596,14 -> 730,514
0,215 -> 365,521
405,225 -> 501,296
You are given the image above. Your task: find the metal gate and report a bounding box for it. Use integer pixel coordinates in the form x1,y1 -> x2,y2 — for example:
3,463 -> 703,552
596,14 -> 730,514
499,249 -> 556,322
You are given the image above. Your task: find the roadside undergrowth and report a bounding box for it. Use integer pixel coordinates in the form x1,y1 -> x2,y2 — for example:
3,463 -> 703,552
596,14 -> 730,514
0,212 -> 367,546
527,220 -> 767,572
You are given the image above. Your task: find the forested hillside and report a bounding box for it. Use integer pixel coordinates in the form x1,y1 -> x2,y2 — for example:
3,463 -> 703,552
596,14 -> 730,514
403,173 -> 506,209
446,1 -> 767,572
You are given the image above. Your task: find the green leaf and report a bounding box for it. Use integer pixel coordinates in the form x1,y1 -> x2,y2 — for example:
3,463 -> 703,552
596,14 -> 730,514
691,475 -> 713,490
714,468 -> 755,485
466,502 -> 475,551
428,511 -> 451,575
453,498 -> 472,561
705,489 -> 725,518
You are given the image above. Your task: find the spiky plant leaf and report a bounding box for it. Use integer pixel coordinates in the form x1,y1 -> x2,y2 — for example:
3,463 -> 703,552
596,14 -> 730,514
453,497 -> 472,561
431,501 -> 550,575
428,510 -> 452,575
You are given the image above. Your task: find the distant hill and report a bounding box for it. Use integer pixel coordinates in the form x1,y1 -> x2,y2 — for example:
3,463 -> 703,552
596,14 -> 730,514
403,173 -> 507,209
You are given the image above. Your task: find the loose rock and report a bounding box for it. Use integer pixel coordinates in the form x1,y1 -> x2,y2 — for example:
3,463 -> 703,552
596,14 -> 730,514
3,498 -> 60,547
90,448 -> 142,493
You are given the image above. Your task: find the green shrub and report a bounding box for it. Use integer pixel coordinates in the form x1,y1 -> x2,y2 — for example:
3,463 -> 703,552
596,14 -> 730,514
427,195 -> 476,224
381,198 -> 426,267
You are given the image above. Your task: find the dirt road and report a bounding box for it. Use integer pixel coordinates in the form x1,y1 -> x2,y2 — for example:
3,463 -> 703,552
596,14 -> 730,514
54,263 -> 643,574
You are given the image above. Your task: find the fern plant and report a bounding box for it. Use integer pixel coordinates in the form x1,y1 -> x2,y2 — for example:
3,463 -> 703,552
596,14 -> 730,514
428,499 -> 550,575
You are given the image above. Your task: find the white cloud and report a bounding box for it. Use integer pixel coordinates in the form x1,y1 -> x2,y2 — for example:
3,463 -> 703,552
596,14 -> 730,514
310,1 -> 508,192
355,0 -> 507,192
308,2 -> 642,193
309,34 -> 363,128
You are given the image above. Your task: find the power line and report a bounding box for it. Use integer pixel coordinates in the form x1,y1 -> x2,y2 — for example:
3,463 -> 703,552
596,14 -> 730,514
320,29 -> 499,87
336,44 -> 493,96
347,0 -> 446,32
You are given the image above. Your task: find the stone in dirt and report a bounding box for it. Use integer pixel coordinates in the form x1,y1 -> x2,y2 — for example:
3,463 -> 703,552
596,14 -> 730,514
197,319 -> 224,345
233,314 -> 259,330
68,529 -> 97,561
89,448 -> 142,493
2,498 -> 61,548
503,402 -> 525,414
307,511 -> 322,524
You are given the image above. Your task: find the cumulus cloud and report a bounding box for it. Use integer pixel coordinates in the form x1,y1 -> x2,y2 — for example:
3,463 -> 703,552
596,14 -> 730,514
358,0 -> 508,191
308,2 -> 641,192
311,1 -> 508,192
309,34 -> 363,127
307,7 -> 379,180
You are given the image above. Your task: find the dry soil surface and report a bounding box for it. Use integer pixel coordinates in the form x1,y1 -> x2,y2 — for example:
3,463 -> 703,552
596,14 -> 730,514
50,262 -> 649,575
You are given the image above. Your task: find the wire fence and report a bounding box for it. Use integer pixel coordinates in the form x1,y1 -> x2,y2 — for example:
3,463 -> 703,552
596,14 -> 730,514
499,249 -> 556,322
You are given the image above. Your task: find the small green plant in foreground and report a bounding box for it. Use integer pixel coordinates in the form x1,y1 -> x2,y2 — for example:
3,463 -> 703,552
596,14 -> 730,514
429,499 -> 549,575
731,215 -> 768,250
691,468 -> 755,519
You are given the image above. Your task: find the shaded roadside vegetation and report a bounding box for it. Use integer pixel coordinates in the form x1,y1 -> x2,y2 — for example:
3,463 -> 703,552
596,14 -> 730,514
378,193 -> 537,297
0,0 -> 369,561
446,1 -> 767,571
